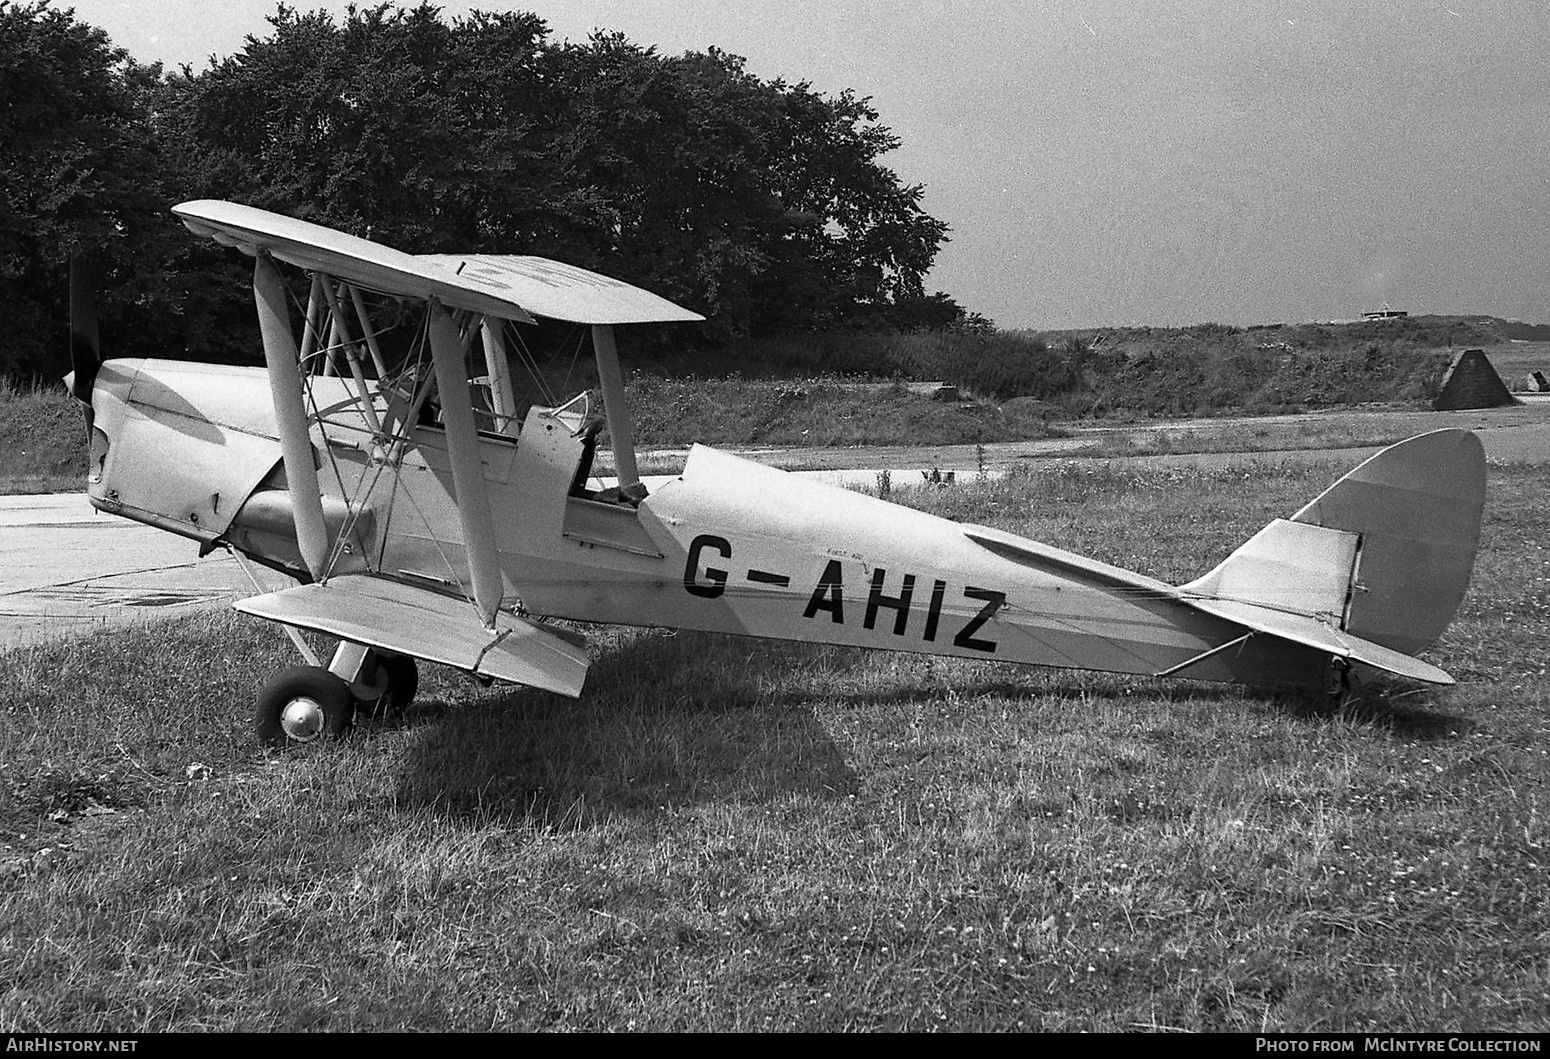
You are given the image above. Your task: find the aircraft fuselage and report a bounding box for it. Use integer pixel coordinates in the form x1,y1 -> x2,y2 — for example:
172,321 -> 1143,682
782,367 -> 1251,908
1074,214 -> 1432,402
85,357 -> 1332,691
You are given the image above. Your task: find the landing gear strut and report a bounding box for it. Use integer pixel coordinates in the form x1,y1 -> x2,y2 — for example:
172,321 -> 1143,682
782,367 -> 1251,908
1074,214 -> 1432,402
326,640 -> 420,719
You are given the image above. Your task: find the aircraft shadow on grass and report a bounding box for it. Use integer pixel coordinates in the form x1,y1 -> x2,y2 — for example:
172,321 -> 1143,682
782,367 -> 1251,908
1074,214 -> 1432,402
384,631 -> 1469,825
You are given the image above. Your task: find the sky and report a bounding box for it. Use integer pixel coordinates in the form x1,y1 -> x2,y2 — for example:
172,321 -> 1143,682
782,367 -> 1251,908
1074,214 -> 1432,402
63,0 -> 1550,330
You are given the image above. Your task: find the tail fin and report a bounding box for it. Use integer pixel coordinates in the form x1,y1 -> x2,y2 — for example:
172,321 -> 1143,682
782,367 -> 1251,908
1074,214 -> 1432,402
1181,429 -> 1486,658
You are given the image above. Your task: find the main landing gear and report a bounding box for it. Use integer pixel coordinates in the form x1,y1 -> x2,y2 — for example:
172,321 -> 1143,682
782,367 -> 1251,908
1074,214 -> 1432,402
255,643 -> 419,747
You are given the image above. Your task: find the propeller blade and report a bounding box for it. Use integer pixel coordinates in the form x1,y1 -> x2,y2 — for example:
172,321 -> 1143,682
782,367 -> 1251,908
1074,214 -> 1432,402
68,254 -> 100,405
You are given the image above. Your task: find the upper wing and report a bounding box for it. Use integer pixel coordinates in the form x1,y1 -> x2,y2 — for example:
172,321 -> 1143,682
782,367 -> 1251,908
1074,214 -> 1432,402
173,199 -> 537,323
174,200 -> 705,325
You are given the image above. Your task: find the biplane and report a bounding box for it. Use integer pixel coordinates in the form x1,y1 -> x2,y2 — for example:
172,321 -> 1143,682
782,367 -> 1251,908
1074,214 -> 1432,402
63,201 -> 1486,745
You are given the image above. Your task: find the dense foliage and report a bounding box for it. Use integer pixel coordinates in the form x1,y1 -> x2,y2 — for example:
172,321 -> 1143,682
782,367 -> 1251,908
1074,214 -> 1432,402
0,2 -> 172,376
0,1 -> 978,379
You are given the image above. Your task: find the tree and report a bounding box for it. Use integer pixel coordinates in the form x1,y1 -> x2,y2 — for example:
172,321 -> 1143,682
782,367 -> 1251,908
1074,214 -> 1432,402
156,5 -> 966,344
158,5 -> 547,242
544,39 -> 957,336
0,3 -> 979,376
0,1 -> 167,377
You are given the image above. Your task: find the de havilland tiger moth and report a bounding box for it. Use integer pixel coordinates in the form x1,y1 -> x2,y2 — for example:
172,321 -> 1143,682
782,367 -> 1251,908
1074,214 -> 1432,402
60,200 -> 1487,746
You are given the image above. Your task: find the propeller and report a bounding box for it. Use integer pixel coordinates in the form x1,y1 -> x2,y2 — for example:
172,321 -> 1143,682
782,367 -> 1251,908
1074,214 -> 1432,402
67,253 -> 100,433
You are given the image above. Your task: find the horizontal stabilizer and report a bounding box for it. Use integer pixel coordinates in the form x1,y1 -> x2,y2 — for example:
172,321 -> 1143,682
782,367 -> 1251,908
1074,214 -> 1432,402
1182,518 -> 1358,625
235,575 -> 590,697
1177,596 -> 1454,685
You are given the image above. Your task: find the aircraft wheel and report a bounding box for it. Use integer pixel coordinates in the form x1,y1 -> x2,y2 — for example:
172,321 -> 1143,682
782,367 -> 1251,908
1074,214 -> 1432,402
357,654 -> 418,719
255,666 -> 356,747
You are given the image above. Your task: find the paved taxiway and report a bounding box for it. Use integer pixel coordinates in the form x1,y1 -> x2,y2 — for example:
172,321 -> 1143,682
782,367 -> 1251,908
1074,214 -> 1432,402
0,493 -> 254,647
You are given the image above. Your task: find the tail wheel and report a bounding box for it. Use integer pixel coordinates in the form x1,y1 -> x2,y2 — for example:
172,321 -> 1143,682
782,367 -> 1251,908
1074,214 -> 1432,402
256,666 -> 356,747
358,654 -> 419,719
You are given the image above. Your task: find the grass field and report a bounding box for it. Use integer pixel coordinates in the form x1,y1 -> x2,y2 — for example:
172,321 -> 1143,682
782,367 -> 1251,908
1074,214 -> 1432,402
1060,418 -> 1426,461
2,457 -> 1545,1032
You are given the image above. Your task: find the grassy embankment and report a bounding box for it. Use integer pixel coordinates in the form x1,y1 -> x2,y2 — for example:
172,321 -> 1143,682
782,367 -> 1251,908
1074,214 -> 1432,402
675,314 -> 1498,416
0,380 -> 85,494
2,457 -> 1546,1031
0,379 -> 1065,494
5,314 -> 1519,493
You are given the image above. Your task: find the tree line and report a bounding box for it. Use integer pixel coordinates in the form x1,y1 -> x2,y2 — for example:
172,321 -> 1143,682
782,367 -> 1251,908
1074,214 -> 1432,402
0,1 -> 987,380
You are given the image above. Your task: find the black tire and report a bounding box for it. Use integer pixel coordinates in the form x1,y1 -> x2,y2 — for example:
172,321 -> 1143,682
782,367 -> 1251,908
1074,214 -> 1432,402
357,654 -> 419,719
255,666 -> 355,747
380,655 -> 419,714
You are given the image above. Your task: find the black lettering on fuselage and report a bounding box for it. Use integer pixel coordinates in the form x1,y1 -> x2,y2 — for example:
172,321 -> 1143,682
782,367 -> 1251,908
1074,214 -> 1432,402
684,534 -> 732,599
797,563 -> 1004,654
923,578 -> 947,642
864,568 -> 915,636
746,569 -> 791,587
804,559 -> 845,622
953,587 -> 1005,653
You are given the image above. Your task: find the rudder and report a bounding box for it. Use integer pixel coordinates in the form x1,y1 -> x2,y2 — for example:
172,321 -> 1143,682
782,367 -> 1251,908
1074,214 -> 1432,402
1289,428 -> 1485,654
1182,429 -> 1485,658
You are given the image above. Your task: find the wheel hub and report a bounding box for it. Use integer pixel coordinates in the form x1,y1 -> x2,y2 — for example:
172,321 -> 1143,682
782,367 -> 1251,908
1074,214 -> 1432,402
279,696 -> 326,742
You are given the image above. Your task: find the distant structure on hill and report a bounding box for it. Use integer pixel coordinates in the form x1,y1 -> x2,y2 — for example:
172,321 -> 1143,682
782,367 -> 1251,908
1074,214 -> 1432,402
1363,304 -> 1409,321
1311,304 -> 1409,326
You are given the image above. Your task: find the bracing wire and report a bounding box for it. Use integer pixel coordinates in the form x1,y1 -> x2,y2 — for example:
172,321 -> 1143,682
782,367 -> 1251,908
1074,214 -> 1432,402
559,322 -> 589,398
281,273 -> 449,579
504,318 -> 558,408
